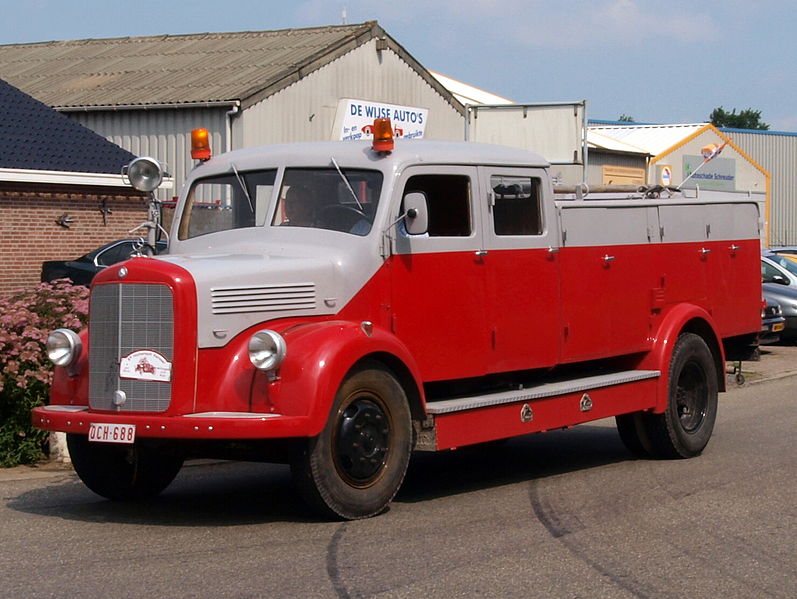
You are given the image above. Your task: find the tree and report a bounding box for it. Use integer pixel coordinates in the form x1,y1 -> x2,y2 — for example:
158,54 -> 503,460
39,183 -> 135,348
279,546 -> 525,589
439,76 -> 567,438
709,107 -> 769,130
618,114 -> 635,122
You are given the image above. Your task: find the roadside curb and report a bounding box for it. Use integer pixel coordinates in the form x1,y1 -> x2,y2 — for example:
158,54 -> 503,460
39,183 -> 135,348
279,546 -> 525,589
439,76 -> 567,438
744,370 -> 797,386
0,463 -> 74,482
0,457 -> 227,482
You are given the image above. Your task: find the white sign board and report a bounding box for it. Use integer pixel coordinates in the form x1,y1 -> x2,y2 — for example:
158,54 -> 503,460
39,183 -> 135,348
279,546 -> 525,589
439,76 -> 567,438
335,99 -> 428,141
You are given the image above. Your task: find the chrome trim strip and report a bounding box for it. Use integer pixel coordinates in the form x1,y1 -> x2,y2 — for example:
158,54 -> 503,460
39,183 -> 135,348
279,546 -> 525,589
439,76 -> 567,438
183,412 -> 284,419
40,405 -> 89,413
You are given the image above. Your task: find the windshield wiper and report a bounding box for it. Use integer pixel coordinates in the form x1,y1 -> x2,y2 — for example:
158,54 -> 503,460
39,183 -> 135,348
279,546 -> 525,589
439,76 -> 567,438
231,163 -> 254,214
330,156 -> 363,210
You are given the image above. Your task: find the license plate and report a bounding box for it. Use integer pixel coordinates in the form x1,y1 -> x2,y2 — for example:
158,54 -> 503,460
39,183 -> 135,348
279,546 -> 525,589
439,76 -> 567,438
88,423 -> 136,444
773,322 -> 785,332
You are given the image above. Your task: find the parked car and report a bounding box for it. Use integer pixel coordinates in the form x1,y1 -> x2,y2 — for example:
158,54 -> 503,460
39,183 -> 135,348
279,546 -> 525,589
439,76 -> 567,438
763,282 -> 797,342
760,296 -> 785,344
761,253 -> 797,288
41,238 -> 167,286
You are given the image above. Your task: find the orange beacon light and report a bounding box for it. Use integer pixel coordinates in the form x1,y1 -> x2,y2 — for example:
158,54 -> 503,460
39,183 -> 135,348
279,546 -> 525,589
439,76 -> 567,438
372,118 -> 395,152
191,128 -> 211,161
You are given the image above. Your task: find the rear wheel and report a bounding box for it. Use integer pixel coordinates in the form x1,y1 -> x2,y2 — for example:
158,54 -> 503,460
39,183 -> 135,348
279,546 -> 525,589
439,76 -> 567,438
67,434 -> 184,500
646,333 -> 719,458
291,363 -> 412,520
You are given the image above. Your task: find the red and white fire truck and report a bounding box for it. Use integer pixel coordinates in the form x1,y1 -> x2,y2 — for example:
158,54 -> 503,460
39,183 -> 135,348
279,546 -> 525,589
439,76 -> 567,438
34,119 -> 762,519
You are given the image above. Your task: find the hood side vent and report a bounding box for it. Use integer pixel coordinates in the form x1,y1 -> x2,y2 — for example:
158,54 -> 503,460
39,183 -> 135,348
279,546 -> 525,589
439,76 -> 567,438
211,283 -> 316,314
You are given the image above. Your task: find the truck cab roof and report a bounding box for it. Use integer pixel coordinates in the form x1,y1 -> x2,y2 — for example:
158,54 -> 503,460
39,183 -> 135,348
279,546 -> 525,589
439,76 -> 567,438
189,139 -> 550,179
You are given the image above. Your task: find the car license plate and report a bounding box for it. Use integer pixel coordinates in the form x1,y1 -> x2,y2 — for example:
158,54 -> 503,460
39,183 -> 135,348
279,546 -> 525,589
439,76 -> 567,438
88,423 -> 136,444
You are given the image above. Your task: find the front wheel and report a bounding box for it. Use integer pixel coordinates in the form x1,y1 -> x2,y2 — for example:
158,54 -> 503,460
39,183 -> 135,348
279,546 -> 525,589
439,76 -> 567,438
291,363 -> 413,520
67,434 -> 184,500
646,333 -> 719,458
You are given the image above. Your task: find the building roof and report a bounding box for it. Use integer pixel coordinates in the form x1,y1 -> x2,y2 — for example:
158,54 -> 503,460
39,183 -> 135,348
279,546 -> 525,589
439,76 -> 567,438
587,129 -> 651,156
0,78 -> 136,174
588,123 -> 707,156
429,71 -> 514,106
0,22 -> 461,112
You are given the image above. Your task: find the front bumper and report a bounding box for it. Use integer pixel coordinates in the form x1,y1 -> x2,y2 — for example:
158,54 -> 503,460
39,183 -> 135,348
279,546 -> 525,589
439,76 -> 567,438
32,405 -> 311,439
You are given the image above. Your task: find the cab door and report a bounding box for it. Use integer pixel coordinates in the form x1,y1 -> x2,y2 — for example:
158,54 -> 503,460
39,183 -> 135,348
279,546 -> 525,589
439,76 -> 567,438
388,166 -> 490,382
478,167 -> 562,372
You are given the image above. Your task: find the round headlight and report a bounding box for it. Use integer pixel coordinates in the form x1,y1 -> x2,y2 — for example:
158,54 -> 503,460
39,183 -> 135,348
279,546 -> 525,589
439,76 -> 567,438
127,156 -> 164,192
46,328 -> 82,367
248,330 -> 287,371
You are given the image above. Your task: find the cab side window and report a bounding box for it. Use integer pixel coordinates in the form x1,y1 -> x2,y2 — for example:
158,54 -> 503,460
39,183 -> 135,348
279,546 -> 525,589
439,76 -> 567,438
491,175 -> 543,236
404,174 -> 471,237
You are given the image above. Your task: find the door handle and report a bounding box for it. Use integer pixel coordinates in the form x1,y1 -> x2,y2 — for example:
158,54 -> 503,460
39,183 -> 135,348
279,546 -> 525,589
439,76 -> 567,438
475,250 -> 488,257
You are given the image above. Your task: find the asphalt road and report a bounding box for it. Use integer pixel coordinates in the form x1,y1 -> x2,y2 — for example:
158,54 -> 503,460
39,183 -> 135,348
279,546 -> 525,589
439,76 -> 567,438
2,376 -> 794,599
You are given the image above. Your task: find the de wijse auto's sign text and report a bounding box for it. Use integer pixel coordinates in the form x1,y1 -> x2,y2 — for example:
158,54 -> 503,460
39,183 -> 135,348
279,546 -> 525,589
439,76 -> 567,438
337,99 -> 428,141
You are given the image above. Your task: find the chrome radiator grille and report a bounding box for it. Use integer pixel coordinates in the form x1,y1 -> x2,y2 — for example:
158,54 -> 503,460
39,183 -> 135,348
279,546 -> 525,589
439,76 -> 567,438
89,283 -> 174,412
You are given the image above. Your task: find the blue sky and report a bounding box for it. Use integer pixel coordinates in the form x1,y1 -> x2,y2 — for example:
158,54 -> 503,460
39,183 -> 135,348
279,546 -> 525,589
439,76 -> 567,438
2,0 -> 795,131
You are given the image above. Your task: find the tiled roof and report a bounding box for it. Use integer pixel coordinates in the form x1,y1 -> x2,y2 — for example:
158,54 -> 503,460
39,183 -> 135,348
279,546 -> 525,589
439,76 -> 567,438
0,78 -> 136,173
0,22 -> 452,111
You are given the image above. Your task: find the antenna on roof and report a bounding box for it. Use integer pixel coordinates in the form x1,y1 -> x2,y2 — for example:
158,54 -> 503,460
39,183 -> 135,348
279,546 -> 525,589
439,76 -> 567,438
341,8 -> 348,25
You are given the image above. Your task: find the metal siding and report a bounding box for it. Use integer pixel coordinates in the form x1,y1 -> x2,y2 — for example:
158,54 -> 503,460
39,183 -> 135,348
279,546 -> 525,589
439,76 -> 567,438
67,42 -> 464,195
240,41 -> 465,146
468,103 -> 585,164
727,131 -> 797,246
588,151 -> 647,169
69,107 -> 228,201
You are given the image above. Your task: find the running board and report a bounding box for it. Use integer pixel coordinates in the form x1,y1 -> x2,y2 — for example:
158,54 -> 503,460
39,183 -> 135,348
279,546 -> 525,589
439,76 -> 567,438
425,369 -> 660,415
418,369 -> 661,451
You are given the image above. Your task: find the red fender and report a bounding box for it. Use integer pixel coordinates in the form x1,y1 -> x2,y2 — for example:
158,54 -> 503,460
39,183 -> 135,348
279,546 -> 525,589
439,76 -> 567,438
194,319 -> 426,437
273,320 -> 425,436
637,303 -> 725,412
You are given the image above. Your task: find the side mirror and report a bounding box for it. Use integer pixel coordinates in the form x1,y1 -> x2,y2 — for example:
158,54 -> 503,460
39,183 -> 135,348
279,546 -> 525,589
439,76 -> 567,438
772,274 -> 789,286
402,192 -> 428,235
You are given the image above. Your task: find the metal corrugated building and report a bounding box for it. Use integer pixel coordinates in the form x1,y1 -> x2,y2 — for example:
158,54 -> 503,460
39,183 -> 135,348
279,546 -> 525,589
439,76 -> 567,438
0,22 -> 466,198
588,123 -> 771,242
719,129 -> 797,246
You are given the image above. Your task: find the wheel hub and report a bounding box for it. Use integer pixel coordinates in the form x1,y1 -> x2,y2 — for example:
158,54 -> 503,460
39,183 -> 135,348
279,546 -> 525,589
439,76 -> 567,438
335,398 -> 390,485
676,362 -> 708,433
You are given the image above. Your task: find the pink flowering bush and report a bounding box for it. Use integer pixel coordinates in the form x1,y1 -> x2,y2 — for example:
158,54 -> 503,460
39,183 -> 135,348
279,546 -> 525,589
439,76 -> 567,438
0,280 -> 88,466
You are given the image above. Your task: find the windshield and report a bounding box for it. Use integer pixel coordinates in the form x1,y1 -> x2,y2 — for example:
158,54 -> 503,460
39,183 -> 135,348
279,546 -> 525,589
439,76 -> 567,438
179,167 -> 382,240
272,168 -> 382,236
178,170 -> 277,240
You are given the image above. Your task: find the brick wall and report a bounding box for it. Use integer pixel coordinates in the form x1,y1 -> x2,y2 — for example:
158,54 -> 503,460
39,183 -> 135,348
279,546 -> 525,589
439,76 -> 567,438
0,182 -> 149,296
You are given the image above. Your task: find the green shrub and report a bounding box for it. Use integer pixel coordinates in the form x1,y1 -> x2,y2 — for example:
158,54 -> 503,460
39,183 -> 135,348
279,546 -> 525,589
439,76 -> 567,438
0,280 -> 88,467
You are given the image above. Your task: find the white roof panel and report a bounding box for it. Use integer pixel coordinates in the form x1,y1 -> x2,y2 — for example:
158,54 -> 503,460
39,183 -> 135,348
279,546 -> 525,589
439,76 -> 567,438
588,123 -> 707,156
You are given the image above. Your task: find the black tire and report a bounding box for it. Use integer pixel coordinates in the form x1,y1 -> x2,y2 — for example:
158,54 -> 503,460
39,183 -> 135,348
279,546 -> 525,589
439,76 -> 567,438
67,434 -> 184,501
291,363 -> 412,520
615,411 -> 654,458
646,333 -> 719,459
